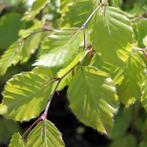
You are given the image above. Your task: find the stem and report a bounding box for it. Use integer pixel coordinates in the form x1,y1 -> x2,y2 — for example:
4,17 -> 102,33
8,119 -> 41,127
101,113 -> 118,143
81,5 -> 100,28
42,80 -> 61,119
83,29 -> 87,50
22,28 -> 53,41
22,118 -> 41,138
40,49 -> 91,119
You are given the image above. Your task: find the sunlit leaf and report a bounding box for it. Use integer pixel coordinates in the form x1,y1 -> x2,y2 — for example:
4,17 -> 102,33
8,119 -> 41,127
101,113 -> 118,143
27,120 -> 64,147
34,29 -> 83,68
9,133 -> 24,147
91,6 -> 133,65
61,0 -> 93,27
117,46 -> 145,106
0,32 -> 43,75
1,67 -> 55,121
68,66 -> 118,134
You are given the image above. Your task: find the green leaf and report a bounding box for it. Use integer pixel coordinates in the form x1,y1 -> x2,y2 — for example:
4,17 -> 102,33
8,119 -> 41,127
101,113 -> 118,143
0,13 -> 23,49
9,133 -> 24,147
1,67 -> 54,121
61,0 -> 93,27
0,0 -> 21,5
0,32 -> 43,75
0,119 -> 19,144
135,19 -> 147,47
19,20 -> 44,38
90,53 -> 118,74
27,119 -> 64,147
109,107 -> 131,139
68,66 -> 118,134
110,0 -> 122,7
34,29 -> 83,68
23,0 -> 49,21
20,32 -> 43,63
57,51 -> 85,91
117,46 -> 145,106
110,135 -> 137,147
91,6 -> 133,65
143,36 -> 147,47
0,104 -> 7,115
141,73 -> 147,111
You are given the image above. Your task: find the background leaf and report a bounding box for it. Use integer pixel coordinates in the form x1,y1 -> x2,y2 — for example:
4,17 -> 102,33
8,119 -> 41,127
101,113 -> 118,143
110,135 -> 137,147
0,32 -> 43,75
23,0 -> 49,21
109,107 -> 131,139
0,13 -> 23,49
0,118 -> 19,144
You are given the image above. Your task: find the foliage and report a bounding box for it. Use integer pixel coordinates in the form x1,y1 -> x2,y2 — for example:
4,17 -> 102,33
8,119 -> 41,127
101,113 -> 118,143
0,0 -> 147,146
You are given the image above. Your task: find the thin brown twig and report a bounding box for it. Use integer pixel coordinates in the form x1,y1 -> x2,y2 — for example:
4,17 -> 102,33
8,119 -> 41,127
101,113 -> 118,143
22,117 -> 41,138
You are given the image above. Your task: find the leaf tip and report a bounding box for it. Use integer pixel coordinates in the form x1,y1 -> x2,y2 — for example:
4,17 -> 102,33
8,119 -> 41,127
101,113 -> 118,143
0,104 -> 7,115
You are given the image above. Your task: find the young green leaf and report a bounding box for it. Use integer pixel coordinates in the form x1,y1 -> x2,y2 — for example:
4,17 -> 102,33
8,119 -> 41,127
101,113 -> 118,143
9,133 -> 24,147
117,47 -> 145,106
34,29 -> 83,68
27,120 -> 64,147
1,67 -> 55,121
91,6 -> 133,65
0,32 -> 43,75
68,66 -> 118,134
61,0 -> 93,27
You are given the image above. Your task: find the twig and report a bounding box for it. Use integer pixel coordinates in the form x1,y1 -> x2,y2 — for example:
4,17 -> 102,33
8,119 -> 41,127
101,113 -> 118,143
22,117 -> 41,138
41,80 -> 61,119
81,5 -> 100,29
134,47 -> 147,57
22,28 -> 54,41
83,29 -> 87,50
40,49 -> 91,119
